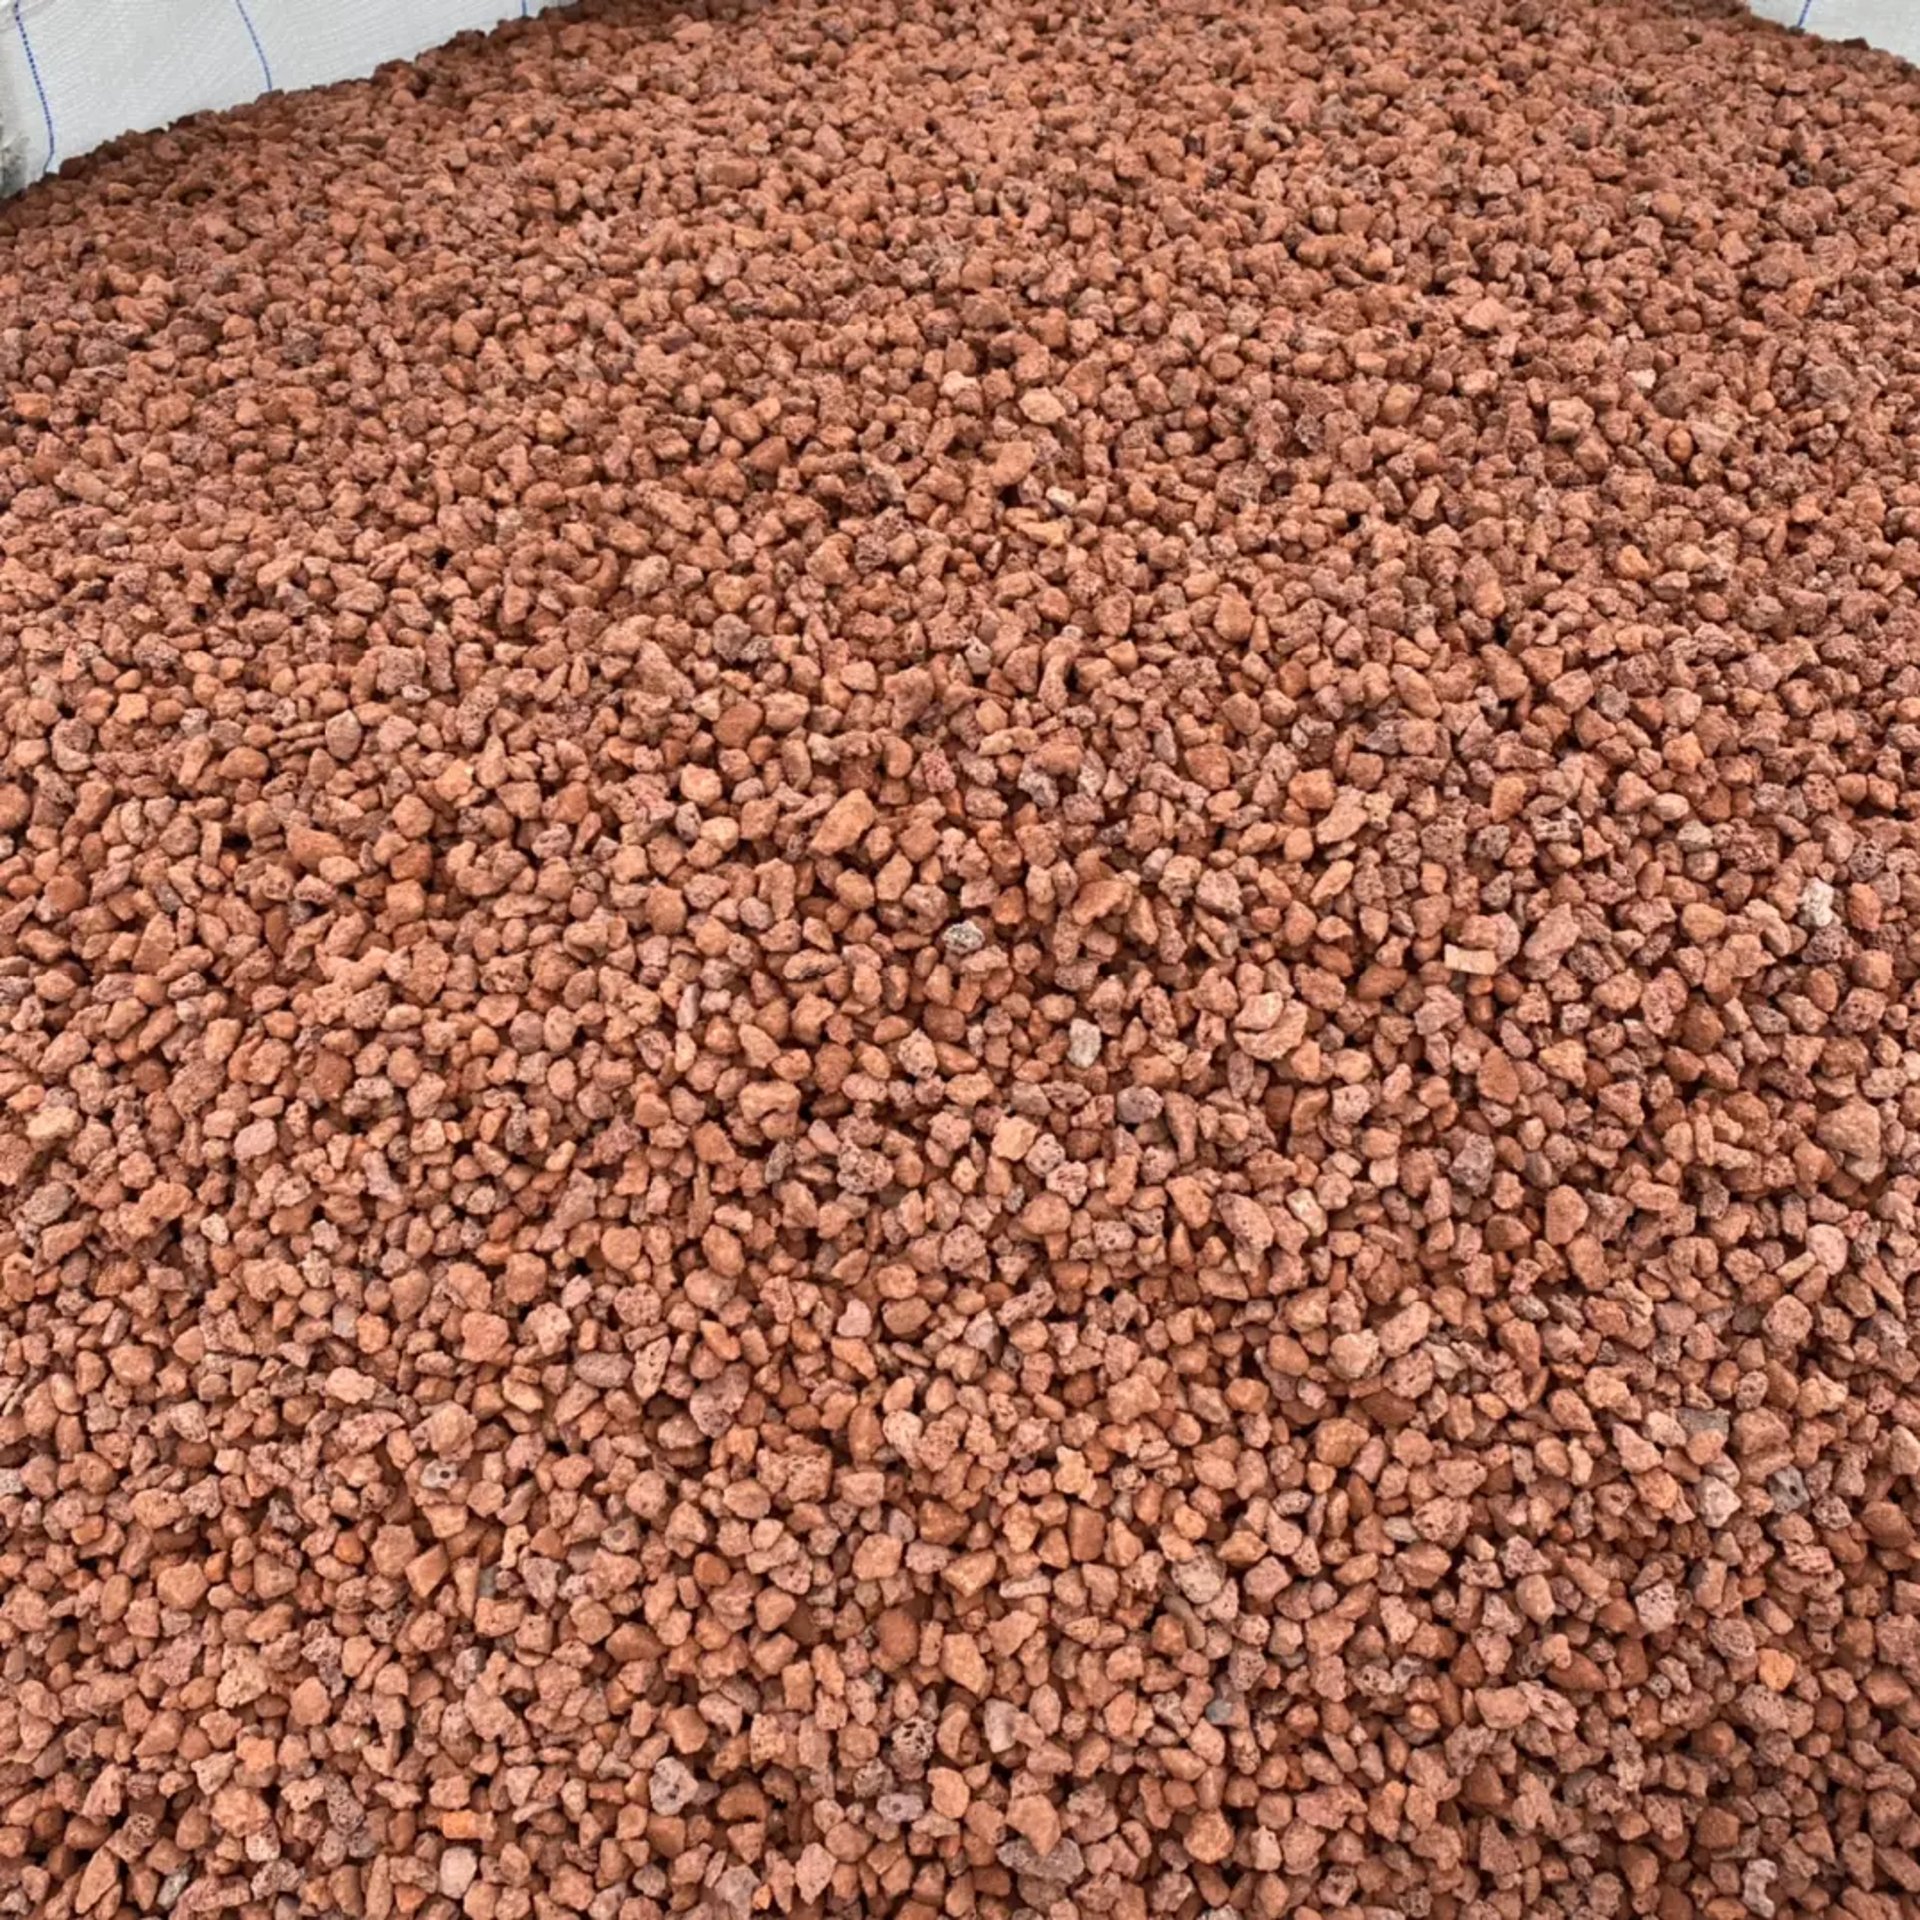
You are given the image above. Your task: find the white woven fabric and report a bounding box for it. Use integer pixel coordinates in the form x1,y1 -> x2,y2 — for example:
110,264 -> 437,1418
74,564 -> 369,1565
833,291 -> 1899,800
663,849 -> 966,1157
1747,0 -> 1920,56
1,1 -> 1917,195
0,0 -> 559,193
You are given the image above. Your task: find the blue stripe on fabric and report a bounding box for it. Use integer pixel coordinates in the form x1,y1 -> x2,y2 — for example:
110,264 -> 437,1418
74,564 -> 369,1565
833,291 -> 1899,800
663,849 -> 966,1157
232,0 -> 274,88
13,5 -> 56,177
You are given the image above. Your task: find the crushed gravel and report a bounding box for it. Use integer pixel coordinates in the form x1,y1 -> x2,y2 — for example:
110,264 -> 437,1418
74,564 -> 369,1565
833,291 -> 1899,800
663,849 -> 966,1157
3,0 -> 1920,1916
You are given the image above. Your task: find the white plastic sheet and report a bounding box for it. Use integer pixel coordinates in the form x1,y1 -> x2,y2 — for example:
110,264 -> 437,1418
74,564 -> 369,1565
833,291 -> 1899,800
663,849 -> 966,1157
1,1 -> 1917,196
0,0 -> 559,193
1746,0 -> 1920,58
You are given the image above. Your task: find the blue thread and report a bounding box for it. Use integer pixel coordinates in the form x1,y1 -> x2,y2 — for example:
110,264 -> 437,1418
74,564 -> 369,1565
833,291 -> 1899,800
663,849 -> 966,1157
232,0 -> 273,89
13,4 -> 56,178
1795,0 -> 1815,25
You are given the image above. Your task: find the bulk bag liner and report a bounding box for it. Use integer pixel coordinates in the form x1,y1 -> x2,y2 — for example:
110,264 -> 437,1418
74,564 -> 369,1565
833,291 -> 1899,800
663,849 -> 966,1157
0,0 -> 1914,194
1746,0 -> 1920,48
0,0 -> 563,194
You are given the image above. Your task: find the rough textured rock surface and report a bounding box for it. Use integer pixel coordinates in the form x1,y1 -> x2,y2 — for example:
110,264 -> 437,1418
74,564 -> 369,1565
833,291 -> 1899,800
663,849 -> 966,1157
3,1 -> 1920,1918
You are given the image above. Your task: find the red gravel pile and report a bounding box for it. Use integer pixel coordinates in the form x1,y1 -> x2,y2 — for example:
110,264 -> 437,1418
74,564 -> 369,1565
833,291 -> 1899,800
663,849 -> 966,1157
4,0 -> 1920,1915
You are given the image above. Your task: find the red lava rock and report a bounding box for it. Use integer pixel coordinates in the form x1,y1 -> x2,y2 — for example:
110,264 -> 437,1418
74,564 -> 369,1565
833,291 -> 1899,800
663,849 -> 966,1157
2,1 -> 1920,1917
